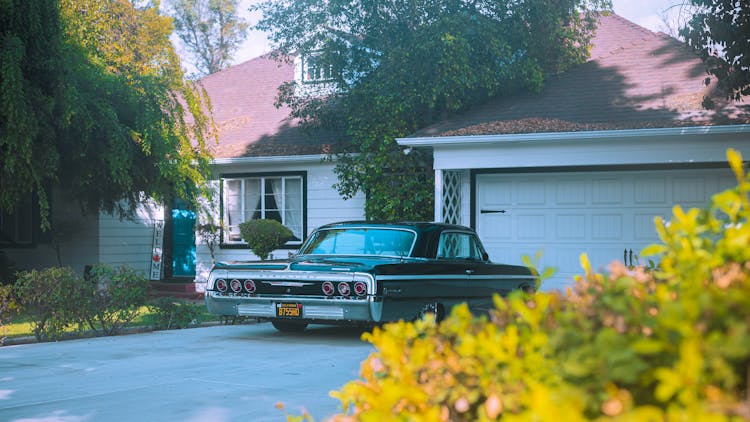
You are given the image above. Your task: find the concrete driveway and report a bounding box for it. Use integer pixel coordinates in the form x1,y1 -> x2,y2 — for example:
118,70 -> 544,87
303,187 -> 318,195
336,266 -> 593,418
0,323 -> 374,422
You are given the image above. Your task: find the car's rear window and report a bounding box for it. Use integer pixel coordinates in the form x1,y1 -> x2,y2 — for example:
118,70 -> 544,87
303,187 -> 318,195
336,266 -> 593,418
299,228 -> 416,257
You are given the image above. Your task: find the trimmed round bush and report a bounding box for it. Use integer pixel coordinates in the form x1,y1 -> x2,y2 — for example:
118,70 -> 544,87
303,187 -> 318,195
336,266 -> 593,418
238,219 -> 293,260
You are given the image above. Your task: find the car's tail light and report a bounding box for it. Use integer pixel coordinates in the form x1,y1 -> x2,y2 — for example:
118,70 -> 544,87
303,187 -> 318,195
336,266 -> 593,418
244,279 -> 256,294
338,282 -> 351,297
216,279 -> 228,292
354,281 -> 367,297
322,281 -> 335,296
230,279 -> 242,293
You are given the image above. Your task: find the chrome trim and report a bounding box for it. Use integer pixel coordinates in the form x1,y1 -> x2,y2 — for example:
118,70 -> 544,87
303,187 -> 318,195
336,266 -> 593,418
304,305 -> 345,319
237,303 -> 274,317
377,275 -> 464,281
377,274 -> 535,281
263,281 -> 315,287
470,275 -> 539,281
208,292 -> 377,321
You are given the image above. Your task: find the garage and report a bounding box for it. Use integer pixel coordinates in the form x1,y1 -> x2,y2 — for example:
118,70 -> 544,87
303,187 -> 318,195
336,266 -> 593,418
398,125 -> 750,292
474,168 -> 736,290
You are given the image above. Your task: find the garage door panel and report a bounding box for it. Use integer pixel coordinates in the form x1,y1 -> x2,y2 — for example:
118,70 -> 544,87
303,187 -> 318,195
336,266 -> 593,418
591,214 -> 622,239
673,177 -> 706,204
592,179 -> 623,204
556,215 -> 586,239
517,215 -> 546,239
634,213 -> 662,241
555,180 -> 587,205
476,168 -> 732,291
480,177 -> 512,206
634,177 -> 667,204
587,246 -> 625,268
517,181 -> 546,205
488,247 -> 524,266
481,214 -> 512,240
719,175 -> 735,190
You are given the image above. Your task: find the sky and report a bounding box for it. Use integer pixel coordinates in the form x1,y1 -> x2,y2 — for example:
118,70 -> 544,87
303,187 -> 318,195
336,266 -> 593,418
225,0 -> 686,67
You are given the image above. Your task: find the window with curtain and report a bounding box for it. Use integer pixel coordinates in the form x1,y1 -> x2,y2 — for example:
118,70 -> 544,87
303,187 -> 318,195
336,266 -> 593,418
223,174 -> 304,245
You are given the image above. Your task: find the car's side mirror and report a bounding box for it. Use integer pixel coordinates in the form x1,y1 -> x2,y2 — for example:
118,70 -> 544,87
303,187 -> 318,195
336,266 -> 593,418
481,252 -> 489,261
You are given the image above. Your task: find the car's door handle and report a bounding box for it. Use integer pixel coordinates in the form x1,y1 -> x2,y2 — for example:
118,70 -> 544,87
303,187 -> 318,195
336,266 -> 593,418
465,269 -> 475,275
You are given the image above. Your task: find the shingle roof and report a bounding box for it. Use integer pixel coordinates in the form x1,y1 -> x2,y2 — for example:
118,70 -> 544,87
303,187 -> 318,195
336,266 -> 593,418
199,54 -> 333,159
415,13 -> 750,138
202,14 -> 749,159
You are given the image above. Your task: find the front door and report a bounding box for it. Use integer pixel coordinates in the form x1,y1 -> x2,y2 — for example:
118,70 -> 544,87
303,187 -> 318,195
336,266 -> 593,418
172,199 -> 196,277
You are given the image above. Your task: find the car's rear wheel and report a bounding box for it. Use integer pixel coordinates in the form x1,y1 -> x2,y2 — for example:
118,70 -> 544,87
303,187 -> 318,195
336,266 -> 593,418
417,302 -> 445,323
272,320 -> 308,333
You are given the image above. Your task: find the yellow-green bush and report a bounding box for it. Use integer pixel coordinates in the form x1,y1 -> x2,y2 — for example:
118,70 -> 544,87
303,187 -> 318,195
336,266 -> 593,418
328,149 -> 750,421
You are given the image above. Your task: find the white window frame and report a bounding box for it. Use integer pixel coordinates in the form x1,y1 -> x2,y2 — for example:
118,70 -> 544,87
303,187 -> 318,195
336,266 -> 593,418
222,174 -> 305,246
301,53 -> 335,84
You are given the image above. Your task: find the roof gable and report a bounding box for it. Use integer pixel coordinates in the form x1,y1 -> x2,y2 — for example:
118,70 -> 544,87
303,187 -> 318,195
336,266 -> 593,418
199,54 -> 333,159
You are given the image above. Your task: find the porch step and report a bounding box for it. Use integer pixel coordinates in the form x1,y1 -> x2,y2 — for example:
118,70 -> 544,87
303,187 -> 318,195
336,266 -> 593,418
150,281 -> 204,301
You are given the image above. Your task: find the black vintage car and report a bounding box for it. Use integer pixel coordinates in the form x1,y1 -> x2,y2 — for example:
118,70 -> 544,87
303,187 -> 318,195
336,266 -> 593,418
205,222 -> 537,332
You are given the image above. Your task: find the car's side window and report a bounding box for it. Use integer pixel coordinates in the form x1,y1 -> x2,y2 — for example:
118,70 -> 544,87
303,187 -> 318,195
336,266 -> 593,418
437,232 -> 483,260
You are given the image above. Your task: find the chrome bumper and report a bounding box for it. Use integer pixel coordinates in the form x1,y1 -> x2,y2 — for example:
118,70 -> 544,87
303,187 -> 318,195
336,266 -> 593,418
205,291 -> 383,322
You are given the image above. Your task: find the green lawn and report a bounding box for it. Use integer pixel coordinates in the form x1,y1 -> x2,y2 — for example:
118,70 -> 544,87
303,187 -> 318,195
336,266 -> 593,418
2,302 -> 218,340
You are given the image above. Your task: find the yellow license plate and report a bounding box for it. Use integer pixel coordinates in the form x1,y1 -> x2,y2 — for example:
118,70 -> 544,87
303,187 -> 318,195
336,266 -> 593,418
277,303 -> 302,317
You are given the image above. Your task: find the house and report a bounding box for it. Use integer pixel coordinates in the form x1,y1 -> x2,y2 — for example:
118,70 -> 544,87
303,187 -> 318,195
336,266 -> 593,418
397,14 -> 750,290
191,55 -> 365,284
0,54 -> 365,291
3,14 -> 747,295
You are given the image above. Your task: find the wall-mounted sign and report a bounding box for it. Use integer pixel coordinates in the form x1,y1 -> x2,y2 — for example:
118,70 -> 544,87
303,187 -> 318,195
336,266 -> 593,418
150,220 -> 165,280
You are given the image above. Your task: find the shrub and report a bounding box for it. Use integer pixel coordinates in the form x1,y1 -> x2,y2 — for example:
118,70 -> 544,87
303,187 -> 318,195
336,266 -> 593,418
238,219 -> 293,260
328,149 -> 750,421
0,285 -> 14,345
147,297 -> 201,330
14,267 -> 88,341
196,221 -> 223,264
0,251 -> 17,286
82,264 -> 151,336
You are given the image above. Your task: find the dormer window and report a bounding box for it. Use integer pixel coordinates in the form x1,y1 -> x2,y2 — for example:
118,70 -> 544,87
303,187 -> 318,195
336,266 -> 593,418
301,53 -> 334,83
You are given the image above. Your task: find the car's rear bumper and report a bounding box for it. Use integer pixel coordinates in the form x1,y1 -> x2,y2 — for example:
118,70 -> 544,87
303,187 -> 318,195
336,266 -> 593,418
205,291 -> 384,323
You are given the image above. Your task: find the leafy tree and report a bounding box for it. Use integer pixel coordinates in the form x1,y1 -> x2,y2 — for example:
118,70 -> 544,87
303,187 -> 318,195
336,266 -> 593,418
0,0 -> 214,230
1,0 -> 67,227
166,0 -> 248,76
254,0 -> 610,221
681,0 -> 750,103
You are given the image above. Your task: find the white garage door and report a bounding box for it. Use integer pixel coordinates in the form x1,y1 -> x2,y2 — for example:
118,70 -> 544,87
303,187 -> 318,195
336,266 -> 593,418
476,168 -> 735,291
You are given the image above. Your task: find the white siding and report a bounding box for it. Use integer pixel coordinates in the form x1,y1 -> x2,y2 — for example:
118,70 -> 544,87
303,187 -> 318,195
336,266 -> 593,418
4,191 -> 99,276
98,200 -> 164,278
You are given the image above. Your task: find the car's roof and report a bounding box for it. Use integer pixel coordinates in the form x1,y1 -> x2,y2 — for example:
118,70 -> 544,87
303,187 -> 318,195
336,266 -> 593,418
315,221 -> 475,233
